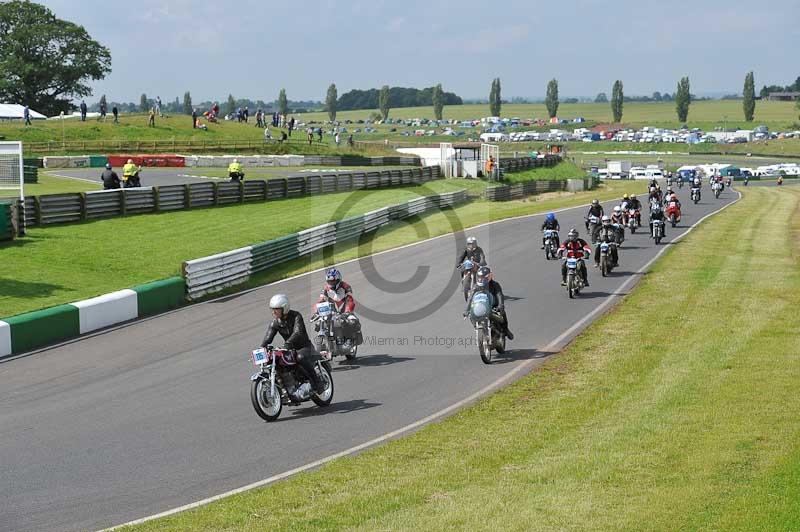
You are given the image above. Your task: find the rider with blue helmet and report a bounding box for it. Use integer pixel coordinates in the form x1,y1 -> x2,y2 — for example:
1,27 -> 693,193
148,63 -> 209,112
540,212 -> 561,249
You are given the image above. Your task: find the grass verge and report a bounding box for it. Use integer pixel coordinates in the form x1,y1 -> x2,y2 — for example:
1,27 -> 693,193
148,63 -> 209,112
0,177 -> 643,318
125,185 -> 800,531
0,173 -> 101,198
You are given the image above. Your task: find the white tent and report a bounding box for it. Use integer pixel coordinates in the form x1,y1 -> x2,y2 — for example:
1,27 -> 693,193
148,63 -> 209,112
0,103 -> 46,120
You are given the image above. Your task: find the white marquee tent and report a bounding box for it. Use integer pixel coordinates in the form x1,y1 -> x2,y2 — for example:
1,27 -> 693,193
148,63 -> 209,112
0,103 -> 47,120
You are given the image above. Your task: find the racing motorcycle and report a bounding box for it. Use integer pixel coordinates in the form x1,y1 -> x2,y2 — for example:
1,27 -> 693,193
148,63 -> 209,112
691,187 -> 701,204
599,240 -> 617,277
458,259 -> 478,301
563,251 -> 585,299
311,301 -> 362,361
665,200 -> 681,228
250,346 -> 334,422
712,181 -> 722,199
625,208 -> 640,233
543,229 -> 559,260
465,291 -> 506,364
651,218 -> 665,245
586,214 -> 601,244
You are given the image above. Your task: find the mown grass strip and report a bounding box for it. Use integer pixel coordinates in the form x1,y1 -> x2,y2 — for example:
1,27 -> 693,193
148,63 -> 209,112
125,186 -> 800,531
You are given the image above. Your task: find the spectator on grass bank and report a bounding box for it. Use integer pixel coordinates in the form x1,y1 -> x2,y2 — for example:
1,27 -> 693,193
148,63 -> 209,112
307,126 -> 314,145
100,163 -> 121,189
280,131 -> 288,143
335,131 -> 340,146
192,108 -> 197,129
156,96 -> 163,117
23,105 -> 31,126
244,106 -> 249,123
80,100 -> 87,121
99,100 -> 107,121
348,134 -> 354,148
112,105 -> 119,123
195,118 -> 207,131
264,126 -> 272,142
289,116 -> 295,136
148,108 -> 156,127
316,127 -> 323,143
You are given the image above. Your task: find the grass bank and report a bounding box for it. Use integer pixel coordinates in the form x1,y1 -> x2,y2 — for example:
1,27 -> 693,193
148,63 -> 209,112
502,160 -> 584,183
0,173 -> 101,198
126,185 -> 800,531
0,178 -> 644,318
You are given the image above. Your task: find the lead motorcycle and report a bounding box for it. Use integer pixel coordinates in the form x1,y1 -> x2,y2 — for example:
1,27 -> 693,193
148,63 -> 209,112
691,186 -> 701,204
599,239 -> 617,277
651,218 -> 665,245
250,345 -> 334,421
465,291 -> 506,364
311,301 -> 362,361
563,251 -> 586,299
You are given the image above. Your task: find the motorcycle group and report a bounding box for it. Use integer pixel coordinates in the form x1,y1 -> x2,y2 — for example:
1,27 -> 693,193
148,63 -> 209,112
250,172 -> 726,420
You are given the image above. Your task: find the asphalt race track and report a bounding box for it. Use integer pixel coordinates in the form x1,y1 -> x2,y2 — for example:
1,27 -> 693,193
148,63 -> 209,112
0,184 -> 738,532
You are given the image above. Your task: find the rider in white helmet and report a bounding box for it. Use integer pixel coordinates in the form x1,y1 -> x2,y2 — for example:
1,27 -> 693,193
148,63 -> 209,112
261,294 -> 324,393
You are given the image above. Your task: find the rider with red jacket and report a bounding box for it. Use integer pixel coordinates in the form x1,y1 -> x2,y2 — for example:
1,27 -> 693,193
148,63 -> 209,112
557,229 -> 591,287
316,268 -> 356,313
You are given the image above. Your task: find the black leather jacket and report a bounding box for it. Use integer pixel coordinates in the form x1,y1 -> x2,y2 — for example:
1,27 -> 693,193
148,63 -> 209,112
587,204 -> 604,218
541,219 -> 560,231
261,310 -> 312,350
457,246 -> 486,266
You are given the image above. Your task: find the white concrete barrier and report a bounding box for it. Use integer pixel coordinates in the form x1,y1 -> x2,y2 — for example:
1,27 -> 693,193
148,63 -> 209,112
71,289 -> 139,334
0,320 -> 11,357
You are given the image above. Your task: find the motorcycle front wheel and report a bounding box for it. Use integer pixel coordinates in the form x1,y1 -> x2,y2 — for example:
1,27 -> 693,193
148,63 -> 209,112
311,364 -> 334,406
251,378 -> 282,422
478,328 -> 493,364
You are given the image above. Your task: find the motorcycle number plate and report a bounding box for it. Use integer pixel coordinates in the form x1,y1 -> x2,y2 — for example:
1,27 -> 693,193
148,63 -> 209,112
566,258 -> 578,268
252,348 -> 268,365
473,292 -> 490,304
316,302 -> 333,317
600,243 -> 609,252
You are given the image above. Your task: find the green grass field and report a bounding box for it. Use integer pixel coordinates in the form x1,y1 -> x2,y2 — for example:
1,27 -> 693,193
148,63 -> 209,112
3,101 -> 798,155
0,175 -> 644,318
125,185 -> 800,532
0,173 -> 101,198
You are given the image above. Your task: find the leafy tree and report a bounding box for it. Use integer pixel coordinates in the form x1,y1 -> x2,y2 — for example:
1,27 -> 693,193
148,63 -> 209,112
432,83 -> 444,120
378,85 -> 390,121
675,76 -> 691,122
325,83 -> 338,121
226,94 -> 236,115
545,79 -> 559,118
743,71 -> 755,122
278,88 -> 288,115
652,91 -> 662,101
182,91 -> 193,115
337,86 -> 462,111
489,78 -> 502,116
759,85 -> 769,99
0,1 -> 111,115
796,97 -> 800,120
595,92 -> 608,103
611,80 -> 624,122
140,93 -> 149,113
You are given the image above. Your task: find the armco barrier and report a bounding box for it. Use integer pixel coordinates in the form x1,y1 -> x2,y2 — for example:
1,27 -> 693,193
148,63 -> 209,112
23,166 -> 442,228
0,277 -> 186,358
183,189 -> 468,300
484,176 -> 598,202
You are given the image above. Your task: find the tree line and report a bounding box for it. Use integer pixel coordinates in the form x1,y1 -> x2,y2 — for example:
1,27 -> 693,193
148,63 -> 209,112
336,86 -> 462,111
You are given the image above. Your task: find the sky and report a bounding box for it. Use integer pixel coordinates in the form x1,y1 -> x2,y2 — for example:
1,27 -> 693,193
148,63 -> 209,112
33,0 -> 800,104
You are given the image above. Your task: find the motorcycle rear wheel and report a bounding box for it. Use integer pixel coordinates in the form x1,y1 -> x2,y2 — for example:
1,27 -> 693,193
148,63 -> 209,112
601,257 -> 609,277
251,378 -> 282,422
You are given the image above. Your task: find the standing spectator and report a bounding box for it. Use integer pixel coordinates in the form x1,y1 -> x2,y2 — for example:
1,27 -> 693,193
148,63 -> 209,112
80,100 -> 87,121
213,102 -> 220,117
347,134 -> 354,148
23,104 -> 31,126
148,108 -> 156,127
289,116 -> 295,137
307,126 -> 314,145
100,163 -> 121,189
264,126 -> 272,142
99,100 -> 107,121
272,111 -> 278,127
112,105 -> 119,124
317,127 -> 323,143
335,131 -> 341,146
156,96 -> 163,117
192,108 -> 197,129
244,106 -> 249,123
